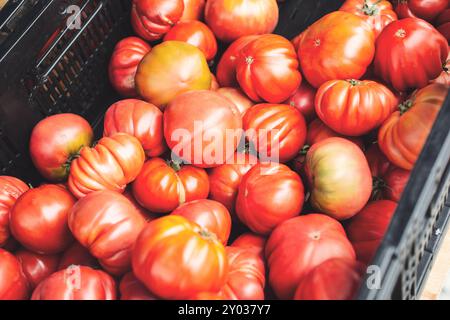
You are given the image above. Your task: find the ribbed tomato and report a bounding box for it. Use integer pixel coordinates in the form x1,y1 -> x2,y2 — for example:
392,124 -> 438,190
180,0 -> 205,21
132,215 -> 228,299
132,158 -> 209,213
0,249 -> 29,300
217,87 -> 254,116
68,133 -> 145,198
395,0 -> 448,22
15,250 -> 59,290
284,81 -> 317,122
266,214 -> 356,299
108,37 -> 151,97
103,99 -> 166,157
58,242 -> 97,270
306,119 -> 364,149
68,190 -> 147,275
436,9 -> 450,43
231,232 -> 266,258
236,34 -> 301,103
120,272 -> 157,300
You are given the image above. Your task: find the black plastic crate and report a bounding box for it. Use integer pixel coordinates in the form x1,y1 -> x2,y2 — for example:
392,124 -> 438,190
0,0 -> 449,300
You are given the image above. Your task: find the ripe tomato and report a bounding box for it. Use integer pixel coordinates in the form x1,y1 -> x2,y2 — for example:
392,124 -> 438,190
68,190 -> 147,275
108,37 -> 151,97
232,233 -> 266,258
30,114 -> 93,182
135,41 -> 211,109
31,266 -> 116,300
131,0 -> 184,41
305,138 -> 372,220
294,258 -> 365,300
217,87 -> 254,116
340,0 -> 397,37
236,163 -> 304,235
431,53 -> 450,85
382,166 -> 410,202
15,249 -> 59,290
123,189 -> 158,221
205,0 -> 279,43
378,83 -> 448,170
164,90 -> 242,168
266,214 -> 356,299
0,249 -> 29,300
68,133 -> 145,198
298,11 -> 375,88
180,0 -> 206,21
210,73 -> 220,90
374,18 -> 448,92
306,119 -> 365,149
58,242 -> 97,270
216,35 -> 258,87
132,215 -> 228,299
0,176 -> 29,247
103,99 -> 166,157
120,272 -> 157,300
435,9 -> 450,43
395,0 -> 448,22
164,21 -> 217,61
365,143 -> 392,178
315,79 -> 398,136
171,199 -> 232,245
284,81 -> 317,122
10,184 -> 75,254
346,200 -> 397,264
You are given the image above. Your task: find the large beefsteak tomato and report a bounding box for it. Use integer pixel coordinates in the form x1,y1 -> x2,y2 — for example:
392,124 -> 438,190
120,272 -> 157,300
15,249 -> 59,290
217,87 -> 254,116
395,0 -> 448,22
232,233 -> 266,258
0,249 -> 29,300
58,242 -> 97,270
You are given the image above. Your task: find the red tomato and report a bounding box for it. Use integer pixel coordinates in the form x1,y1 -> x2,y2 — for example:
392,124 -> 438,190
208,151 -> 258,214
10,185 -> 75,254
120,272 -> 157,300
210,73 -> 220,90
135,41 -> 211,109
266,214 -> 356,299
378,83 -> 448,170
164,21 -> 217,61
29,114 -> 93,182
0,249 -> 29,300
243,104 -> 307,163
305,138 -> 372,220
340,0 -> 398,37
217,87 -> 254,116
15,249 -> 59,290
374,18 -> 448,92
132,215 -> 228,299
58,242 -> 97,270
435,9 -> 450,43
103,99 -> 166,157
284,81 -> 317,122
68,190 -> 147,275
306,119 -> 365,150
431,52 -> 450,85
298,11 -> 375,88
383,166 -> 410,202
236,34 -> 301,103
131,0 -> 184,41
315,79 -> 398,136
31,266 -> 116,300
192,292 -> 225,300
68,133 -> 145,198
164,90 -> 242,168
395,0 -> 448,22
346,200 -> 397,264
216,35 -> 258,87
231,233 -> 266,258
171,199 -> 232,245
205,0 -> 279,43
133,158 -> 209,213
294,258 -> 365,300
180,0 -> 206,21
0,176 -> 29,247
108,37 -> 151,97
365,143 -> 392,178
123,189 -> 158,221
236,163 -> 304,235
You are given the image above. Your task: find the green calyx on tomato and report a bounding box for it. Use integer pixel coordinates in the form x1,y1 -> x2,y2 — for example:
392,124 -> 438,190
398,99 -> 413,115
347,79 -> 363,86
61,146 -> 84,176
371,176 -> 387,200
167,159 -> 184,172
361,0 -> 382,16
300,145 -> 310,156
198,229 -> 219,243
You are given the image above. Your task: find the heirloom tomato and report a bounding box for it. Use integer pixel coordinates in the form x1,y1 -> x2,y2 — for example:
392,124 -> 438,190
436,9 -> 450,43
306,119 -> 364,149
431,53 -> 450,85
395,0 -> 448,22
382,166 -> 410,202
284,81 -> 317,122
180,0 -> 206,21
0,249 -> 29,300
120,272 -> 157,300
58,242 -> 97,270
217,87 -> 254,116
232,233 -> 266,258
15,250 -> 59,289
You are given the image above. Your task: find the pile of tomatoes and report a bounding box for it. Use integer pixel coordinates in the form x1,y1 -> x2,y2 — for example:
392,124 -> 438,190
0,0 -> 449,300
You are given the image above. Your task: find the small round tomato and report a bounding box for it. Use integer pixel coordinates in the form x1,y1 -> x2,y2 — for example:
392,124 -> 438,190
0,249 -> 29,300
120,272 -> 157,300
306,119 -> 365,149
217,87 -> 254,116
58,242 -> 97,270
180,0 -> 206,21
15,249 -> 59,290
284,81 -> 317,122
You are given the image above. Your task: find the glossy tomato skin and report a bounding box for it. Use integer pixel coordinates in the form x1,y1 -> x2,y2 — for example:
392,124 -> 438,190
236,163 -> 305,235
135,41 -> 211,109
346,200 -> 397,265
383,166 -> 410,202
68,190 -> 147,275
103,99 -> 166,157
306,119 -> 364,149
10,184 -> 75,254
231,233 -> 266,258
294,258 -> 365,300
180,0 -> 206,21
120,272 -> 157,300
0,176 -> 29,247
0,249 -> 29,300
30,114 -> 93,182
284,81 -> 317,122
131,0 -> 184,41
340,0 -> 397,37
374,18 -> 448,92
171,200 -> 232,245
68,133 -> 145,198
365,143 -> 391,178
31,266 -> 116,300
108,37 -> 151,97
298,11 -> 375,88
133,158 -> 209,213
132,215 -> 228,299
266,214 -> 356,299
205,0 -> 279,43
315,79 -> 398,136
58,242 -> 97,270
164,21 -> 218,61
243,104 -> 307,163
217,87 -> 254,116
15,249 -> 59,290
436,9 -> 450,43
395,0 -> 448,22
236,34 -> 301,103
378,83 -> 448,170
164,90 -> 242,168
305,138 -> 372,220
